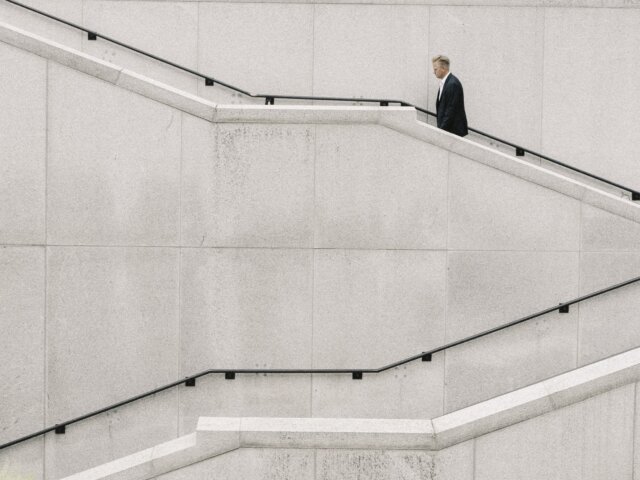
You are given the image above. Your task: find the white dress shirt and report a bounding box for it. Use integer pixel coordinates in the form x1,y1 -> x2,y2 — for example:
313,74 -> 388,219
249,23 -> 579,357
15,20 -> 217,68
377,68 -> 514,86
438,71 -> 451,101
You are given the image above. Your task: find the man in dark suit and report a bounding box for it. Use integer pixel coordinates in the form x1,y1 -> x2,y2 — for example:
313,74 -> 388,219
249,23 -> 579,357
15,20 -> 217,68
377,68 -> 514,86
432,55 -> 468,137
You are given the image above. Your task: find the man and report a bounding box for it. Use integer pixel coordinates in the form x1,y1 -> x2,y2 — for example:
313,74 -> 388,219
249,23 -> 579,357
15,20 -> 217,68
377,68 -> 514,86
432,55 -> 468,137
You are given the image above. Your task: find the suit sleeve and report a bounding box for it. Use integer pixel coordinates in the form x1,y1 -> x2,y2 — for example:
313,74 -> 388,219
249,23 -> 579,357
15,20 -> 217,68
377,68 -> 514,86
440,81 -> 463,131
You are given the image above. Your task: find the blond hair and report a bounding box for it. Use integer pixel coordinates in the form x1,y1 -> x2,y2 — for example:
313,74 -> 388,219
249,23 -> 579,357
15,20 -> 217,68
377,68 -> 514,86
431,55 -> 450,69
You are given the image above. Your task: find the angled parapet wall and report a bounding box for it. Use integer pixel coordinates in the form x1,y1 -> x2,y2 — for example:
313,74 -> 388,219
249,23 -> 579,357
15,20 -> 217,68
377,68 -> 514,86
2,20 -> 640,479
60,346 -> 640,480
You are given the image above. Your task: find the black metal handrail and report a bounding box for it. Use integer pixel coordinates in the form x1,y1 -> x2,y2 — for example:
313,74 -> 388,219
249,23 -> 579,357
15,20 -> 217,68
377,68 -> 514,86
2,273 -> 640,451
4,0 -> 640,200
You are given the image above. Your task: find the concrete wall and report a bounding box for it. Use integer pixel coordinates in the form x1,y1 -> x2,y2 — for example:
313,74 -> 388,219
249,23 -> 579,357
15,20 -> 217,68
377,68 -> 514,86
3,23 -> 640,479
155,384 -> 638,480
2,0 -> 640,190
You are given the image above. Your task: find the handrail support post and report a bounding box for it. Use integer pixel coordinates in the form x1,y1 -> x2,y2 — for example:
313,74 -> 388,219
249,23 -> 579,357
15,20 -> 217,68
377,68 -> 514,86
516,147 -> 525,157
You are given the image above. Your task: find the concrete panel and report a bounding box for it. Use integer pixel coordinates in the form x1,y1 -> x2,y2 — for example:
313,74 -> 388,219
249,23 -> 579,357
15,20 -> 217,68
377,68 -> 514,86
0,440 -> 44,480
313,249 -> 446,366
0,247 -> 45,443
46,247 -> 180,421
476,384 -> 635,480
433,440 -> 474,480
154,448 -> 314,480
542,8 -> 640,189
181,117 -> 314,248
311,359 -> 444,419
581,204 -> 640,252
448,154 -> 581,251
313,5 -> 429,107
180,248 -> 313,371
179,374 -> 312,435
446,251 -> 580,340
309,249 -> 437,418
316,449 -> 433,480
578,253 -> 640,366
0,0 -> 83,49
429,7 -> 544,149
0,43 -> 46,244
47,64 -> 181,246
315,125 -> 448,249
44,390 -> 179,479
443,310 -> 578,412
83,1 -> 199,95
197,3 -> 313,104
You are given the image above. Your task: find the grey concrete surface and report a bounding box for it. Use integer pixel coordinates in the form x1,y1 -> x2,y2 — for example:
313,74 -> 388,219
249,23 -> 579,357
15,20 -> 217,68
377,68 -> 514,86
475,384 -> 635,480
47,64 -> 181,246
180,248 -> 313,370
4,16 -> 640,479
315,124 -> 449,249
181,117 -> 315,248
83,1 -> 198,95
313,5 -> 429,108
448,154 -> 581,251
0,42 -> 46,245
46,247 -> 180,420
0,247 -> 45,442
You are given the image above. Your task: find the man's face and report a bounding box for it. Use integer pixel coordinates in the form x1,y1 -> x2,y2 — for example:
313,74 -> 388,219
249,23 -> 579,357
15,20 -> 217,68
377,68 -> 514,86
432,62 -> 447,79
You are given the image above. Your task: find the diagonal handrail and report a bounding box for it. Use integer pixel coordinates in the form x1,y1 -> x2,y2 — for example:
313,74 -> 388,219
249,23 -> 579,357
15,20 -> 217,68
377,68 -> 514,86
4,0 -> 640,200
2,273 -> 640,451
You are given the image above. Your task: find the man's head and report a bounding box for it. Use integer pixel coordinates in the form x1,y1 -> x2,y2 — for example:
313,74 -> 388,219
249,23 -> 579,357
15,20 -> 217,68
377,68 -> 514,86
432,55 -> 450,79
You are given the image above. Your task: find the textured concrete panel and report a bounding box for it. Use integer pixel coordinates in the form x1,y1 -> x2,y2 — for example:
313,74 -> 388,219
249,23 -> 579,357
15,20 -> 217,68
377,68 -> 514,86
0,0 -> 83,49
0,440 -> 44,480
0,247 -> 45,443
444,311 -> 578,412
448,155 -> 581,251
476,384 -> 635,480
47,64 -> 181,246
83,1 -> 199,95
316,449 -> 433,480
446,251 -> 580,341
312,249 -> 445,419
581,204 -> 640,252
313,249 -> 446,366
155,448 -> 314,480
315,125 -> 448,249
179,374 -> 311,435
0,43 -> 46,244
542,8 -> 640,189
313,5 -> 429,107
578,253 -> 640,366
180,248 -> 313,371
44,390 -> 179,479
433,440 -> 474,480
46,247 -> 180,421
181,117 -> 314,248
197,3 -> 313,104
429,7 -> 544,149
311,359 -> 444,419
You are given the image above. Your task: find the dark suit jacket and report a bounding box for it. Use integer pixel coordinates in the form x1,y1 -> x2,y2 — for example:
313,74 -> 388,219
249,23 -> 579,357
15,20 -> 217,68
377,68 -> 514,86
436,73 -> 468,137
